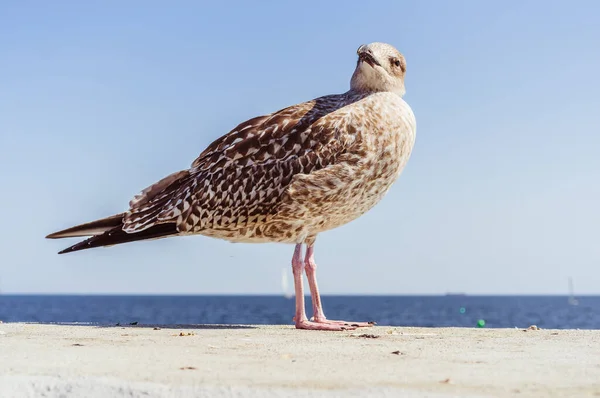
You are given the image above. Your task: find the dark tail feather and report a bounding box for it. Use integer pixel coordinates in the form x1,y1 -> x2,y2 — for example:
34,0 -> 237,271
46,213 -> 126,239
57,223 -> 179,254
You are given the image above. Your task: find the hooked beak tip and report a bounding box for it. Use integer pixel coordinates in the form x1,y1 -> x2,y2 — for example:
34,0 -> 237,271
358,51 -> 380,68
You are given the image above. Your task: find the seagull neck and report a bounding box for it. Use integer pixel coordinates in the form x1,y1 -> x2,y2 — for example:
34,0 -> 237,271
346,88 -> 377,98
346,88 -> 405,98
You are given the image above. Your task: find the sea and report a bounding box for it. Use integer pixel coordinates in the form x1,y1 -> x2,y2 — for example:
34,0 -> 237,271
0,295 -> 598,329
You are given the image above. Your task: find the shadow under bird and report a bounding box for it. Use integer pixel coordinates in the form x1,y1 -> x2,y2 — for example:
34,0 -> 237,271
47,42 -> 417,331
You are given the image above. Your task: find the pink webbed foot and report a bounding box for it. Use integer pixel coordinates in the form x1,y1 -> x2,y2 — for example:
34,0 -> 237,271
295,318 -> 357,331
312,318 -> 376,328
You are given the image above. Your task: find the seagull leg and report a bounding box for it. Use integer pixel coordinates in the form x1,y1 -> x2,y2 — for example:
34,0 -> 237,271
304,244 -> 374,328
292,244 -> 352,331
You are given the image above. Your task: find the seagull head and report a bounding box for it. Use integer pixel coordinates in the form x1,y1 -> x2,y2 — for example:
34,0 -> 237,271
350,42 -> 406,96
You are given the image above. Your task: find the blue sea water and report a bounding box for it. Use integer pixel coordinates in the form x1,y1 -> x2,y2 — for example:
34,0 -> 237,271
0,295 -> 598,329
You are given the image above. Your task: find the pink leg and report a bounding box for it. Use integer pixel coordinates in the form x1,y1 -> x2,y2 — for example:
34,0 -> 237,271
291,244 -> 353,331
304,244 -> 374,328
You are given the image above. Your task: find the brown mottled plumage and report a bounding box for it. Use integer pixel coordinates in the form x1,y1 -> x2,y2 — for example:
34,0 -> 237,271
47,42 -> 416,330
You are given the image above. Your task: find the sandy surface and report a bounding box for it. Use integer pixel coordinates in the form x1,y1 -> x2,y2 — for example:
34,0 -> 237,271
0,323 -> 599,397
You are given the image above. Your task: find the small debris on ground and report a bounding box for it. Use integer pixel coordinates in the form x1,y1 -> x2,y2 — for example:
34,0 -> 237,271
357,334 -> 380,339
391,350 -> 404,355
178,332 -> 195,336
440,378 -> 452,384
386,329 -> 398,335
179,366 -> 196,370
551,332 -> 559,335
153,327 -> 161,330
524,325 -> 540,331
72,343 -> 84,347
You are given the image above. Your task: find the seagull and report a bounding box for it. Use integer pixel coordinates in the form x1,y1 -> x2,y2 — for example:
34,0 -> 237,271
47,42 -> 417,331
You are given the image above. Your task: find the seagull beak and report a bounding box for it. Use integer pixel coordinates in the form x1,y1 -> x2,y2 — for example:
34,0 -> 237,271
357,48 -> 380,68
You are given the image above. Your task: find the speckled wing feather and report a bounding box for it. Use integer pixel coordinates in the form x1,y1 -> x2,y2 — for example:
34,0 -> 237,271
122,94 -> 359,235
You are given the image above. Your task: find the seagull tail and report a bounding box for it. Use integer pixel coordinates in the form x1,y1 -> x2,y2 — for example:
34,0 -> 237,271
53,223 -> 179,255
46,213 -> 126,239
46,214 -> 179,254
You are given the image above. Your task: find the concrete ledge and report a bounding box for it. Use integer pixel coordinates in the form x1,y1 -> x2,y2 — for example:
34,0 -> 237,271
1,323 -> 599,397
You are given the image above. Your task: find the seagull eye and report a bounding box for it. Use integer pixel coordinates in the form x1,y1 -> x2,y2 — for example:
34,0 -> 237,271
393,59 -> 401,67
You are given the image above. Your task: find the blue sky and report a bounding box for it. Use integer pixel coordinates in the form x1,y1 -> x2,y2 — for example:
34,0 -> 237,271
1,1 -> 599,294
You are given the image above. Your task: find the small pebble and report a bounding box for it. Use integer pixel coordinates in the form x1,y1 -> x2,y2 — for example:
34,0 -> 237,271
523,325 -> 540,331
357,334 -> 379,339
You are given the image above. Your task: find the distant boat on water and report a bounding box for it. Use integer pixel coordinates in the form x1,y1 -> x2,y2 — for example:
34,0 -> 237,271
281,268 -> 293,299
568,277 -> 579,306
445,293 -> 467,297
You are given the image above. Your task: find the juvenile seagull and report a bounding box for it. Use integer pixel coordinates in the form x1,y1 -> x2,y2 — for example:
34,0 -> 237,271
47,42 -> 417,331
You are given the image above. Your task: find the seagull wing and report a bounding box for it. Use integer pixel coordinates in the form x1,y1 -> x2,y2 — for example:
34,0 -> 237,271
123,94 -> 358,234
